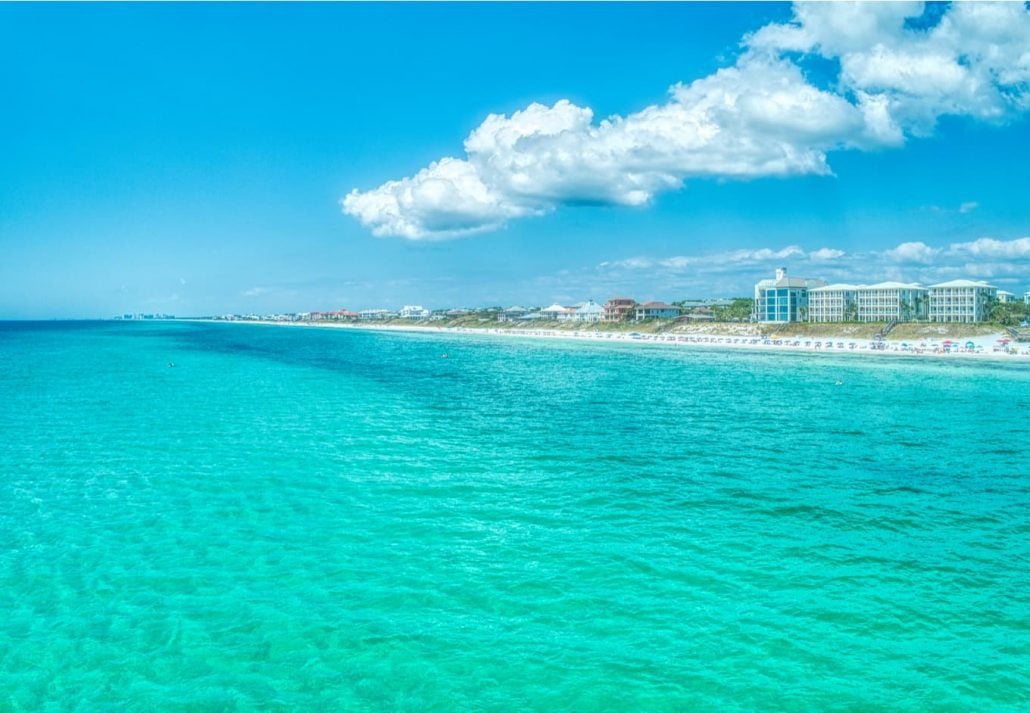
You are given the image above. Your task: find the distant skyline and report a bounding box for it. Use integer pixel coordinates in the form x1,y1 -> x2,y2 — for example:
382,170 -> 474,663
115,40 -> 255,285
2,2 -> 1029,318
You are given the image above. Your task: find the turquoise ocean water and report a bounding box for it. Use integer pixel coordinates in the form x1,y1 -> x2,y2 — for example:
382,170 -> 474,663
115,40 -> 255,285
1,321 -> 1027,710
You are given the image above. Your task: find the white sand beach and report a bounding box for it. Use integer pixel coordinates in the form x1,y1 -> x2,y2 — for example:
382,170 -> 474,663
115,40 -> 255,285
242,320 -> 1030,362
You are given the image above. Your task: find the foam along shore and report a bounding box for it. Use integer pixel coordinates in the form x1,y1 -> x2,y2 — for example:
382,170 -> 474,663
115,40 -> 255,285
242,320 -> 1030,361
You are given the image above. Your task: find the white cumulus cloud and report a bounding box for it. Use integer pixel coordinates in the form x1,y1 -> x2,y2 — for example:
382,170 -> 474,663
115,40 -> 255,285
809,247 -> 846,261
344,2 -> 1030,239
949,236 -> 1030,259
884,241 -> 939,263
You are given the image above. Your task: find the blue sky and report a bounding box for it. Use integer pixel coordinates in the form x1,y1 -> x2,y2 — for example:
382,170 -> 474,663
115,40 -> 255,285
1,2 -> 1028,318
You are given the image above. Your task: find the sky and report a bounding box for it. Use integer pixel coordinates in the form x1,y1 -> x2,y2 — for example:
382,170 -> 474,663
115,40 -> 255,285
1,1 -> 1029,318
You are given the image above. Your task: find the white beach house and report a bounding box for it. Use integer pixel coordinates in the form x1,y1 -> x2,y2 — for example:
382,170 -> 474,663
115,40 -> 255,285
399,305 -> 430,320
808,282 -> 928,322
753,268 -> 827,323
997,290 -> 1015,304
500,306 -> 528,322
928,280 -> 997,323
573,301 -> 605,322
540,303 -> 573,321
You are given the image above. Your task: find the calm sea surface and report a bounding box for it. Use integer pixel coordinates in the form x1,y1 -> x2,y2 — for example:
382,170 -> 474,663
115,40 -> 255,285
1,321 -> 1028,710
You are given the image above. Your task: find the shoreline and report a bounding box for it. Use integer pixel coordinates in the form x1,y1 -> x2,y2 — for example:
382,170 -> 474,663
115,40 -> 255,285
206,320 -> 1030,362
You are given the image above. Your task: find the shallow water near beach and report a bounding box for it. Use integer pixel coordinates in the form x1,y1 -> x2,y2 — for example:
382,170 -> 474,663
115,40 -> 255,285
1,320 -> 1028,710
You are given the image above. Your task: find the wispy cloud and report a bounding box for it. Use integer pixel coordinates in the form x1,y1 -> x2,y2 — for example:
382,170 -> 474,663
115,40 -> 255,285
595,236 -> 1030,292
599,245 -> 822,272
343,2 -> 1030,239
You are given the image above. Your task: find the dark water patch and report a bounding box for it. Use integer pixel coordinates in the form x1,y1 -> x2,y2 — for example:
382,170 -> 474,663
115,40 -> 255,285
871,484 -> 934,496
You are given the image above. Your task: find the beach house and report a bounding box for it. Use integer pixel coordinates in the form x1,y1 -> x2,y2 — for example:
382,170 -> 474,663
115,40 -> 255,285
500,306 -> 529,322
1025,290 -> 1030,305
399,305 -> 430,320
634,302 -> 681,321
808,282 -> 928,322
997,290 -> 1016,304
603,297 -> 637,322
683,306 -> 715,321
359,309 -> 391,321
928,280 -> 997,323
573,301 -> 605,322
753,268 -> 827,323
540,303 -> 572,321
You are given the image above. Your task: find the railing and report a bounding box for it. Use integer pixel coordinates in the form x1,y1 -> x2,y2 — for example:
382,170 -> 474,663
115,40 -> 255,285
1007,327 -> 1030,342
875,319 -> 899,339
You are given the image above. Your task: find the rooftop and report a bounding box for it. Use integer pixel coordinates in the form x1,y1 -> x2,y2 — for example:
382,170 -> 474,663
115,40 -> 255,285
810,281 -> 925,292
929,279 -> 997,289
758,276 -> 827,289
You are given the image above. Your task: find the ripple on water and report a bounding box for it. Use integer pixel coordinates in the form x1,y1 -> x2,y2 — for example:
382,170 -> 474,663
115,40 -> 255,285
0,321 -> 1027,710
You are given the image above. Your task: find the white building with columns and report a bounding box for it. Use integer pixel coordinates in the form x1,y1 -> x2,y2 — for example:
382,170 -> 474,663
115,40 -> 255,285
927,280 -> 997,323
809,282 -> 928,322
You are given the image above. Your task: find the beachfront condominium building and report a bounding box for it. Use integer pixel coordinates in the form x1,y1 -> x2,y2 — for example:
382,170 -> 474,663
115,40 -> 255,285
808,282 -> 928,322
928,280 -> 997,323
1025,290 -> 1030,305
753,268 -> 827,323
997,290 -> 1015,304
807,284 -> 859,322
603,297 -> 637,322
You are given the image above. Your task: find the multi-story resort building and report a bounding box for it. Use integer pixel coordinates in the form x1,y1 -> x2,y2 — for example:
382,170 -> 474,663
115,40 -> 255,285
754,270 -> 1002,324
753,268 -> 827,323
927,280 -> 997,323
1025,290 -> 1030,305
997,290 -> 1015,304
807,284 -> 858,322
808,282 -> 928,323
603,297 -> 637,322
